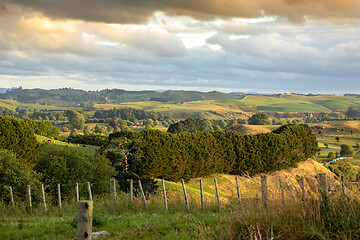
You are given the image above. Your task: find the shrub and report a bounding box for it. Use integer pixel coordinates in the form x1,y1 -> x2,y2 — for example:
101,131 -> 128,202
0,149 -> 41,204
327,152 -> 335,159
34,145 -> 116,201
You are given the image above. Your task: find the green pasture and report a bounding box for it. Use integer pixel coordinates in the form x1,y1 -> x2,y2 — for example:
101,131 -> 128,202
36,136 -> 98,155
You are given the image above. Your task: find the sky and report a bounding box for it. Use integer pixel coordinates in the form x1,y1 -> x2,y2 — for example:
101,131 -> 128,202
0,0 -> 360,94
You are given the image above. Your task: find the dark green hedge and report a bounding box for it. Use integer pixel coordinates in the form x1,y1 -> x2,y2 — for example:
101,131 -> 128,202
68,134 -> 108,146
107,124 -> 317,181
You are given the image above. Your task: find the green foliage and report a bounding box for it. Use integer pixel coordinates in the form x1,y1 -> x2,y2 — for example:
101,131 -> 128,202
94,107 -> 166,121
337,161 -> 358,182
68,134 -> 108,146
339,144 -> 355,157
23,118 -> 60,138
34,145 -> 116,201
0,149 -> 41,203
0,116 -> 38,165
248,113 -> 272,125
327,152 -> 335,159
328,165 -> 341,177
167,118 -> 208,133
65,110 -> 85,130
335,136 -> 340,142
107,124 -> 317,181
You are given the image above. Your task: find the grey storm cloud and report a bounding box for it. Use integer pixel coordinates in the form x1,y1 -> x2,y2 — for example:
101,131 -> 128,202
2,0 -> 360,23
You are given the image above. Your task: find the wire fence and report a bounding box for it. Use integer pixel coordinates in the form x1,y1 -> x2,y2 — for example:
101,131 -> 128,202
1,172 -> 356,215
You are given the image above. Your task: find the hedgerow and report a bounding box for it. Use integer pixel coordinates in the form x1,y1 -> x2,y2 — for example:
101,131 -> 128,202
107,124 -> 318,181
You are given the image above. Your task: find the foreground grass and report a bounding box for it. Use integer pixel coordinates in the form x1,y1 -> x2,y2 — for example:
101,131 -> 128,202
2,190 -> 360,240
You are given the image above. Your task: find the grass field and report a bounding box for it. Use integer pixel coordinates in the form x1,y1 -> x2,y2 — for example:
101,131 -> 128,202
1,159 -> 357,239
93,94 -> 360,119
36,136 -> 98,155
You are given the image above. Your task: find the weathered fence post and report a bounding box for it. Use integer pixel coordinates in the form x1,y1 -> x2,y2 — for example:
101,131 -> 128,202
58,184 -> 62,210
278,176 -> 285,204
27,185 -> 32,211
41,184 -> 47,213
130,179 -> 134,202
76,182 -> 79,202
261,175 -> 268,209
110,179 -> 117,207
181,179 -> 189,213
77,201 -> 93,240
341,175 -> 346,196
317,173 -> 328,194
161,179 -> 168,212
87,182 -> 92,201
200,179 -> 204,211
300,176 -> 306,200
9,186 -> 14,207
235,177 -> 242,209
214,178 -> 221,211
138,180 -> 148,211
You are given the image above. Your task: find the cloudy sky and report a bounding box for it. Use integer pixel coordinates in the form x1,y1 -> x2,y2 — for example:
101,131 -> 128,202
0,0 -> 360,93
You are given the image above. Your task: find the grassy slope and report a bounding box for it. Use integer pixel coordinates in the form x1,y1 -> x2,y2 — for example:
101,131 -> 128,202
94,94 -> 360,118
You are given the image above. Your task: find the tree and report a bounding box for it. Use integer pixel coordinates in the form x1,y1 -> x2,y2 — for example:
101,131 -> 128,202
340,144 -> 355,157
65,110 -> 85,130
94,124 -> 105,134
327,152 -> 335,159
248,113 -> 271,125
70,128 -> 79,136
167,118 -> 208,134
335,136 -> 340,142
0,149 -> 41,203
35,145 -> 116,198
83,125 -> 92,135
324,143 -> 329,148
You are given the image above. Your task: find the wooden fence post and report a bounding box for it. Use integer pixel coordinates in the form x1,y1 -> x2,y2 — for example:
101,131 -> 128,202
110,179 -> 117,207
261,175 -> 268,209
77,201 -> 93,240
200,179 -> 204,211
27,185 -> 32,211
41,184 -> 47,213
279,176 -> 285,204
138,180 -> 148,211
214,178 -> 221,211
87,182 -> 92,201
235,177 -> 242,209
341,175 -> 345,196
181,179 -> 189,213
76,182 -> 79,202
9,186 -> 14,207
300,176 -> 306,200
161,179 -> 168,212
58,184 -> 62,210
317,173 -> 328,194
130,179 -> 134,202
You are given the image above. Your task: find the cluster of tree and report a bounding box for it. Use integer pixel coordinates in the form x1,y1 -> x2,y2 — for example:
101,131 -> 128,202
106,124 -> 318,181
248,113 -> 272,125
65,110 -> 85,130
346,107 -> 360,118
1,88 -> 240,105
94,108 -> 167,121
68,134 -> 108,146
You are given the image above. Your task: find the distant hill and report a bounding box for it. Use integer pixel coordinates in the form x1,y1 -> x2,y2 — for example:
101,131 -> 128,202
0,88 -> 9,94
0,88 -> 242,106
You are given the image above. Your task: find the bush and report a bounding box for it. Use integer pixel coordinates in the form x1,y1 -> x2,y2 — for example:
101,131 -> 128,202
34,145 -> 116,202
0,149 -> 41,204
106,124 -> 317,181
